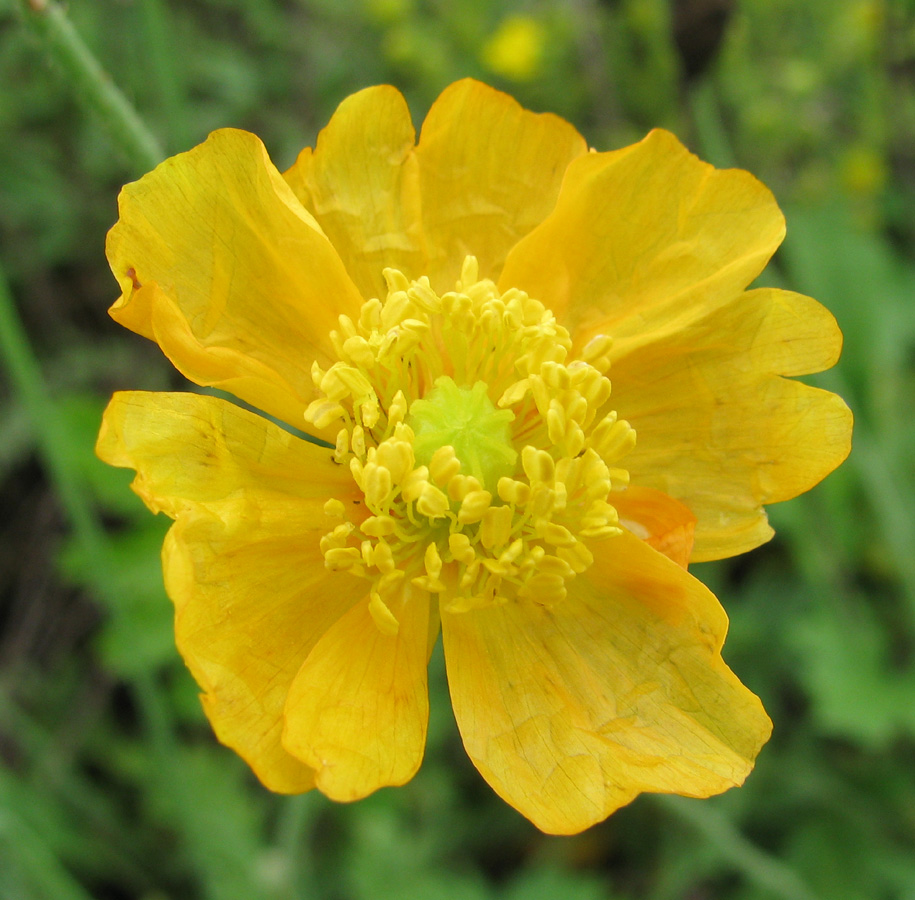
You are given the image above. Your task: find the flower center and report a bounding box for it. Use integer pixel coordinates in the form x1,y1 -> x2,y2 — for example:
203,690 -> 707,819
306,257 -> 636,634
408,377 -> 516,492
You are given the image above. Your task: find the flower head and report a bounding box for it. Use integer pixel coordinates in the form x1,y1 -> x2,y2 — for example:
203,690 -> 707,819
97,80 -> 852,834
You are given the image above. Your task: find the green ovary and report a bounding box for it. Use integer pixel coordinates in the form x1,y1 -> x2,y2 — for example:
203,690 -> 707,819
408,377 -> 517,491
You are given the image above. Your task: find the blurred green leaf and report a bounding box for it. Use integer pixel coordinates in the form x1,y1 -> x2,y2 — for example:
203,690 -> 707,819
789,588 -> 915,746
504,865 -> 615,900
145,746 -> 275,900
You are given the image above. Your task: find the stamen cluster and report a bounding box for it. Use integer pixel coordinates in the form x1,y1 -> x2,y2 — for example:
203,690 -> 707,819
306,257 -> 636,632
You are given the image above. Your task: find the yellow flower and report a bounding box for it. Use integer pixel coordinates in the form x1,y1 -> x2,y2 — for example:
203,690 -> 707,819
481,15 -> 547,82
96,80 -> 852,834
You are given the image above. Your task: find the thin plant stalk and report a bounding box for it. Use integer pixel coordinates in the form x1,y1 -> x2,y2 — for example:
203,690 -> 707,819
17,0 -> 163,173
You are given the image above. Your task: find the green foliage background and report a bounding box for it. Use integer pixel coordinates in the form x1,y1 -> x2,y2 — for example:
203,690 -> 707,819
2,1 -> 914,898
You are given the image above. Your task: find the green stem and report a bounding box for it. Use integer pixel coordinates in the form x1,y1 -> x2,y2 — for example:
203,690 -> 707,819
138,0 -> 192,151
689,78 -> 737,168
17,0 -> 163,174
657,796 -> 823,900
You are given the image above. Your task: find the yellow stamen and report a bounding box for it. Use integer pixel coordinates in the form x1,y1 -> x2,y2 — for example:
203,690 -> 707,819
368,592 -> 400,635
305,257 -> 635,630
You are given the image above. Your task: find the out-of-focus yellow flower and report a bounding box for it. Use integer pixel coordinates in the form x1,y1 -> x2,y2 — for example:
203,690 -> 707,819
481,15 -> 546,81
96,81 -> 852,834
840,145 -> 887,197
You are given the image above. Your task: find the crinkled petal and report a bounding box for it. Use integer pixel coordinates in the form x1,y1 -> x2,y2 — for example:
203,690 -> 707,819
608,288 -> 853,560
165,516 -> 366,794
614,486 -> 696,568
499,129 -> 784,352
96,391 -> 365,792
282,587 -> 430,801
96,390 -> 355,518
442,530 -> 771,835
284,85 -> 426,302
416,79 -> 586,290
106,129 -> 364,431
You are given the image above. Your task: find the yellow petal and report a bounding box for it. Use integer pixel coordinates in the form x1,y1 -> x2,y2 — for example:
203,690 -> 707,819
96,391 -> 365,791
284,85 -> 426,301
106,128 -> 364,431
96,390 -> 356,519
614,485 -> 696,568
416,79 -> 586,290
282,586 -> 430,800
442,530 -> 771,835
608,288 -> 853,560
499,129 -> 784,351
166,516 -> 365,793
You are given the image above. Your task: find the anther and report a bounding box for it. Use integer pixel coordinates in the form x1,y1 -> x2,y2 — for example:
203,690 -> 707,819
590,415 -> 636,462
458,490 -> 492,524
519,572 -> 567,605
358,297 -> 383,331
368,592 -> 400,636
334,429 -> 349,463
388,391 -> 408,428
580,333 -> 613,372
412,542 -> 446,593
400,466 -> 430,503
376,439 -> 414,485
448,473 -> 483,502
480,504 -> 513,550
540,522 -> 577,546
320,523 -> 354,553
430,445 -> 462,485
351,425 -> 366,459
522,446 -> 555,483
363,463 -> 393,509
323,498 -> 346,518
558,542 -> 594,573
448,533 -> 477,565
372,540 -> 395,573
415,482 -> 449,519
531,556 -> 572,582
425,542 -> 443,578
497,477 -> 530,506
305,399 -> 345,430
324,546 -> 362,570
540,361 -> 571,390
361,515 -> 397,537
342,335 -> 375,368
459,255 -> 480,287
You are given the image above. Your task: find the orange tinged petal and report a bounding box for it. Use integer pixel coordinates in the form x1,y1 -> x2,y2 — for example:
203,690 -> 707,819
609,288 -> 853,560
96,391 -> 365,792
614,486 -> 696,568
416,79 -> 586,290
500,129 -> 784,352
442,530 -> 771,835
282,587 -> 431,800
106,129 -> 364,431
